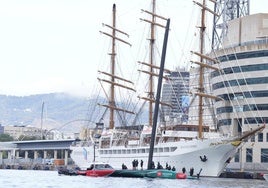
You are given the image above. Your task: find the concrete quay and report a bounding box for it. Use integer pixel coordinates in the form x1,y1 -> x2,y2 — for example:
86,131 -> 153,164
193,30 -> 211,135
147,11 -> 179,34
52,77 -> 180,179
0,164 -> 57,171
219,171 -> 266,180
0,162 -> 77,171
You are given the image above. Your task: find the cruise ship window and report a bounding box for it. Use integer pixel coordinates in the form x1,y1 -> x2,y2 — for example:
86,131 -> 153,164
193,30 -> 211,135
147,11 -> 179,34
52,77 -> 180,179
266,133 -> 268,142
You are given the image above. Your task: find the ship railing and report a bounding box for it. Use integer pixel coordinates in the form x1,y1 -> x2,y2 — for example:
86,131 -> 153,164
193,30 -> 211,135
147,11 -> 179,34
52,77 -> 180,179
71,140 -> 93,147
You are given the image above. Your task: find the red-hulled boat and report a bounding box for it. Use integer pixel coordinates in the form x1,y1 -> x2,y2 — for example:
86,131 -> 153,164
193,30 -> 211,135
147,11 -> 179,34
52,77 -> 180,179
77,162 -> 115,177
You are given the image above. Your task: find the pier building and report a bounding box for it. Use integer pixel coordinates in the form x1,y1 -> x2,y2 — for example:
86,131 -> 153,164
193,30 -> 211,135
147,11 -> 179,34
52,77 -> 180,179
0,139 -> 76,169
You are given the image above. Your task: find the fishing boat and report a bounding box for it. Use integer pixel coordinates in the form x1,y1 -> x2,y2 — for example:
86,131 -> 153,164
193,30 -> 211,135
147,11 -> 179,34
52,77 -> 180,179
70,1 -> 265,177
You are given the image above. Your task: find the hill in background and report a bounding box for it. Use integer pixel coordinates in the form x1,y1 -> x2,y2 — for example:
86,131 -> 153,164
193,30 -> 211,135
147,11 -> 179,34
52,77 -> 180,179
0,93 -> 91,133
0,93 -> 147,134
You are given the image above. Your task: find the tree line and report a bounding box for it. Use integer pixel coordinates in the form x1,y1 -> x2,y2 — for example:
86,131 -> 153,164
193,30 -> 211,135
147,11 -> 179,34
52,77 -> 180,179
0,133 -> 41,142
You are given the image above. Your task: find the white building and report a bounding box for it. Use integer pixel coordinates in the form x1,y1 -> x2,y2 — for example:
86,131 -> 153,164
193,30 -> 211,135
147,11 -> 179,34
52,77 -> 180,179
3,125 -> 72,140
4,125 -> 44,140
161,69 -> 189,124
211,13 -> 268,171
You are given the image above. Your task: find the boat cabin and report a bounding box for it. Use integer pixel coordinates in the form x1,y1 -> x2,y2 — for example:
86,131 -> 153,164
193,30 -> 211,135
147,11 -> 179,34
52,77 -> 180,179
87,163 -> 114,170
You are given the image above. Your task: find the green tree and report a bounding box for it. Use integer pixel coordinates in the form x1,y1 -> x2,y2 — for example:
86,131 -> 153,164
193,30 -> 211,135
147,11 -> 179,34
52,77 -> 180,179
0,133 -> 14,142
18,135 -> 40,141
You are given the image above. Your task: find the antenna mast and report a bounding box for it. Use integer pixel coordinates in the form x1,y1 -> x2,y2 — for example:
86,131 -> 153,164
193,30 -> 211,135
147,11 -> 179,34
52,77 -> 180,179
211,0 -> 249,49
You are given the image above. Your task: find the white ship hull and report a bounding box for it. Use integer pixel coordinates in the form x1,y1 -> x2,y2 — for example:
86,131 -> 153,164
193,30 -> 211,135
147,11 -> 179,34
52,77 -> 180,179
70,137 -> 239,177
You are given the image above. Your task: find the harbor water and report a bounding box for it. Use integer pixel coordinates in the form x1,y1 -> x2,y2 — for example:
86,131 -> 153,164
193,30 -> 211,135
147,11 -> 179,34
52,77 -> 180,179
0,169 -> 267,188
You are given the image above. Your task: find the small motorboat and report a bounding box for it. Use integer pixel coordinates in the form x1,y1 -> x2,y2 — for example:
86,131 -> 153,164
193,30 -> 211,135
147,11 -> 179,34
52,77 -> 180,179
77,162 -> 115,177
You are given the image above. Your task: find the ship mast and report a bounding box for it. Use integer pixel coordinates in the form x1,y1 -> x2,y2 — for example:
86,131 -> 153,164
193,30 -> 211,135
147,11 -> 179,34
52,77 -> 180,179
148,18 -> 170,169
110,3 -> 116,130
99,4 -> 134,129
198,0 -> 206,139
148,0 -> 156,126
139,0 -> 169,126
192,0 -> 219,139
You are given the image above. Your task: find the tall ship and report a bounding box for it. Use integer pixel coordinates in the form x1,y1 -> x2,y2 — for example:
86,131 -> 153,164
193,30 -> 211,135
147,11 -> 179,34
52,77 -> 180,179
70,1 -> 265,177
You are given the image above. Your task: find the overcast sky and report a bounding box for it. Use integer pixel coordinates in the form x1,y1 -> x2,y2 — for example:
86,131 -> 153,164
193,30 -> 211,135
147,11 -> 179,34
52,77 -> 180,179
0,0 -> 266,97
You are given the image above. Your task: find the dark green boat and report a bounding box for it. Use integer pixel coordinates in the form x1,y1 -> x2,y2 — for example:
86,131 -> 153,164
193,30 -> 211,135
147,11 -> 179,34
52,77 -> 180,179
109,169 -> 183,179
109,168 -> 202,179
109,169 -> 149,178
